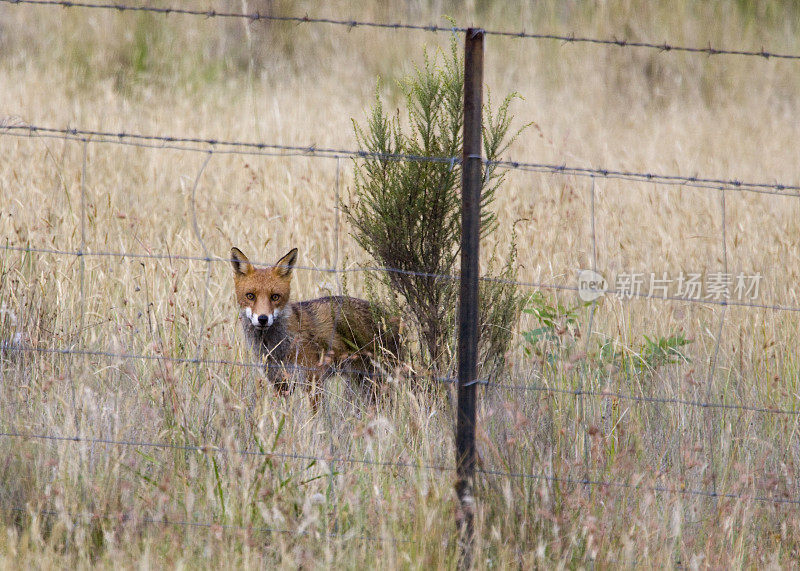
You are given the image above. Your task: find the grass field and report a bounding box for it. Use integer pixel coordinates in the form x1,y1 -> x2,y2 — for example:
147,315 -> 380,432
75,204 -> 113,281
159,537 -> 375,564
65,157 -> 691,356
2,0 -> 800,567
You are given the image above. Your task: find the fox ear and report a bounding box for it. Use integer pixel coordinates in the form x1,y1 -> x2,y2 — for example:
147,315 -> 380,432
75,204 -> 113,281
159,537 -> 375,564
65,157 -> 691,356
230,247 -> 254,276
273,248 -> 298,278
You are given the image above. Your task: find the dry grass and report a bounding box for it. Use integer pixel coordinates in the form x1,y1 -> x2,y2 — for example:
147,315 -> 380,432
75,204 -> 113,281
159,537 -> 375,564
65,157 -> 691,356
1,0 -> 800,567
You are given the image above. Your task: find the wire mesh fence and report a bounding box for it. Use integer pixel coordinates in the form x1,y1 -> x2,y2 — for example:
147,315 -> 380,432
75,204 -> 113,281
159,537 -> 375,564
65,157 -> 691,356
2,1 -> 800,562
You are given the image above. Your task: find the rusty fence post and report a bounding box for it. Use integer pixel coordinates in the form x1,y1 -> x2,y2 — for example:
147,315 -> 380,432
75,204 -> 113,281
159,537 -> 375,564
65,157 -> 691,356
456,27 -> 484,570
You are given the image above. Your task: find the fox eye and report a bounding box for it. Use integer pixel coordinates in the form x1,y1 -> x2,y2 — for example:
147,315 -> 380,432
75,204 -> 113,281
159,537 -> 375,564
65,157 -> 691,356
270,293 -> 281,302
245,293 -> 255,301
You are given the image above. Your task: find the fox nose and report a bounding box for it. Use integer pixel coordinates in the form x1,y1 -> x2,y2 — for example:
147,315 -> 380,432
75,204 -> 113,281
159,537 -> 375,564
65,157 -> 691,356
257,314 -> 269,326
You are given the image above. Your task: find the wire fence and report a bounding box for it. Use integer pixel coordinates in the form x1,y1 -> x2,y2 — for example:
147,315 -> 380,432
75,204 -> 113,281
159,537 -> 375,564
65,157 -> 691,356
4,122 -> 800,196
4,333 -> 800,416
1,110 -> 798,484
2,1 -> 800,555
9,505 -> 404,544
3,240 -> 800,314
2,429 -> 798,507
4,0 -> 800,60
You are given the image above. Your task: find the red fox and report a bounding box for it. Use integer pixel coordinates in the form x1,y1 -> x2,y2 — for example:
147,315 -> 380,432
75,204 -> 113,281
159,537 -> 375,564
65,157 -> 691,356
230,247 -> 401,412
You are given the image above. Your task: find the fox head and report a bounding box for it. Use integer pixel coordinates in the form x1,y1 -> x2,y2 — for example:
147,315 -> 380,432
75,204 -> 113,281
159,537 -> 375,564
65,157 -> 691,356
230,247 -> 298,329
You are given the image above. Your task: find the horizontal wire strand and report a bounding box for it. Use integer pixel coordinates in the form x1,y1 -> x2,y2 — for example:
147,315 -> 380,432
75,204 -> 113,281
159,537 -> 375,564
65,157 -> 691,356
6,506 -> 405,544
3,242 -> 799,315
3,123 -> 799,196
1,431 -> 796,506
3,344 -> 800,417
3,0 -> 800,61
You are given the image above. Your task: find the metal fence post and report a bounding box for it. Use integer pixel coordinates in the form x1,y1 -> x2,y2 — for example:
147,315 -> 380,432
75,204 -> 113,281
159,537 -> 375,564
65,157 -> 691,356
456,27 -> 483,570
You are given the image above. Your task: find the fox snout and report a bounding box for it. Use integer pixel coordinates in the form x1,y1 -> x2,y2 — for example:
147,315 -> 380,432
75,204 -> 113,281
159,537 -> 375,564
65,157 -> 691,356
242,306 -> 281,329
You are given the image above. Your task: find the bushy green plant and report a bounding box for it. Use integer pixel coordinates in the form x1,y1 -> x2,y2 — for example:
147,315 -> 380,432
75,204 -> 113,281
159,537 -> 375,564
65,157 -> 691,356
521,292 -> 691,375
346,37 -> 525,382
521,291 -> 586,364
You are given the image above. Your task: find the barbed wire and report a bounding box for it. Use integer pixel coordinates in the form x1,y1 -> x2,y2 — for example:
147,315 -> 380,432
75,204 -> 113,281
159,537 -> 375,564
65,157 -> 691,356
0,122 -> 455,163
3,123 -> 799,197
3,0 -> 800,61
492,159 -> 800,198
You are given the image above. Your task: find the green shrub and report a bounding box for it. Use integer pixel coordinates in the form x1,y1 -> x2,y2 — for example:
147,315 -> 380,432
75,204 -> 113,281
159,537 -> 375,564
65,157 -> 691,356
346,37 -> 525,384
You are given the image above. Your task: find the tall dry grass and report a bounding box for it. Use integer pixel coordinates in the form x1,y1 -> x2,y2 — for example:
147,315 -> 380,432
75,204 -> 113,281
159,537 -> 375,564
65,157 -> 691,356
1,0 -> 800,567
